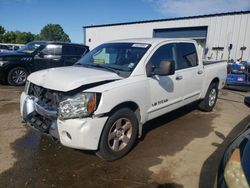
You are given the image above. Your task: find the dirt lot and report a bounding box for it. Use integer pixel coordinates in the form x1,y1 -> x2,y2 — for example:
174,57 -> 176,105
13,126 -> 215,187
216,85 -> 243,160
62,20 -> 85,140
0,85 -> 249,188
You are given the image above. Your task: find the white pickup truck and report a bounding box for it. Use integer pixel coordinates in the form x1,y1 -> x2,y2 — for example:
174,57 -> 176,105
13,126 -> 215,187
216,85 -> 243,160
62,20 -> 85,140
20,38 -> 227,160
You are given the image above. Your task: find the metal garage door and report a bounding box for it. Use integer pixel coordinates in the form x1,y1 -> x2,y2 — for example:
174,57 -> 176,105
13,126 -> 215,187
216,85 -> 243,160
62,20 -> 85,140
153,26 -> 208,39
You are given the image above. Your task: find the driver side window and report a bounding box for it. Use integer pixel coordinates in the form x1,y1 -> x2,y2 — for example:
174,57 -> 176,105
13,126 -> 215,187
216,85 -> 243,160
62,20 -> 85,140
149,43 -> 177,68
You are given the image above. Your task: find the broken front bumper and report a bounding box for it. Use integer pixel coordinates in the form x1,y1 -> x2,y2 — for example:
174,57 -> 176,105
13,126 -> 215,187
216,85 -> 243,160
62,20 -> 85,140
21,92 -> 59,139
20,92 -> 108,150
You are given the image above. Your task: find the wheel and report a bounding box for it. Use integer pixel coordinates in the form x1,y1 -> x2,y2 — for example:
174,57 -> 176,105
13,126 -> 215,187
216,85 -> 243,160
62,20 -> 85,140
97,108 -> 138,161
198,82 -> 218,112
7,67 -> 28,86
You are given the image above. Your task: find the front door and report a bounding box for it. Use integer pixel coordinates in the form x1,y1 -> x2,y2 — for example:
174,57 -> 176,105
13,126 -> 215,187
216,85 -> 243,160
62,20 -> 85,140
33,44 -> 62,71
147,43 -> 185,120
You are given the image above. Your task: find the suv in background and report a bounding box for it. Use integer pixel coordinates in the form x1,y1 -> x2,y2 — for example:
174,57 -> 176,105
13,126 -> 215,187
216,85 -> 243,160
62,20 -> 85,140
0,44 -> 11,52
0,41 -> 89,85
0,44 -> 24,52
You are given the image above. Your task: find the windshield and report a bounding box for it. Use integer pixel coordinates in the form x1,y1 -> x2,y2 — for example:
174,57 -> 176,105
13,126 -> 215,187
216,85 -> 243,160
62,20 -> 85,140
76,43 -> 151,74
17,42 -> 41,54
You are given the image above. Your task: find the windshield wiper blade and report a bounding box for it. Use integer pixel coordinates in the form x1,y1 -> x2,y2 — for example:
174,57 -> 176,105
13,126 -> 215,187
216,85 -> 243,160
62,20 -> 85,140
80,63 -> 120,75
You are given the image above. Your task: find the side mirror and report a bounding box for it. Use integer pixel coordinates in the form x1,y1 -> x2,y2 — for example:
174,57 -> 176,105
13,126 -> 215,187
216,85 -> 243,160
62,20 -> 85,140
146,62 -> 153,77
36,51 -> 44,58
155,60 -> 175,76
146,60 -> 175,77
244,97 -> 250,108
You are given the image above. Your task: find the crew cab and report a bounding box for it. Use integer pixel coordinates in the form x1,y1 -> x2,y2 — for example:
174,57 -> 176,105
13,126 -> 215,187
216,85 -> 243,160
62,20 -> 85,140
0,41 -> 89,85
20,38 -> 227,160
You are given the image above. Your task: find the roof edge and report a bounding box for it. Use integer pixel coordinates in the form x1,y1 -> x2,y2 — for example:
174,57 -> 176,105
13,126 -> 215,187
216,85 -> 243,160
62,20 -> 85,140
83,10 -> 250,29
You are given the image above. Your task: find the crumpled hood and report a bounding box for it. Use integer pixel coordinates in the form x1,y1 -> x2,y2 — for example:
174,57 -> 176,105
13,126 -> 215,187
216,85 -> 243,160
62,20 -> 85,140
28,66 -> 122,92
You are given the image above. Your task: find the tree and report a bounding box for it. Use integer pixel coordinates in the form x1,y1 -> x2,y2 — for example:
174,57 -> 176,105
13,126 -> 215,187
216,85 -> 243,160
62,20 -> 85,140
0,25 -> 6,42
2,31 -> 17,43
0,31 -> 36,44
0,25 -> 5,35
16,32 -> 36,44
39,24 -> 70,42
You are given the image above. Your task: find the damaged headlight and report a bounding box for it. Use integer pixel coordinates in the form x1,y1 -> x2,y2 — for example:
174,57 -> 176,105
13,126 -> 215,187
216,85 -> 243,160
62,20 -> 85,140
59,92 -> 98,119
224,148 -> 249,188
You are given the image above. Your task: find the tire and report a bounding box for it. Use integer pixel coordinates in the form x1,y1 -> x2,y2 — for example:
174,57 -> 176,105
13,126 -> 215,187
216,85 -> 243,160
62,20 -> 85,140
198,82 -> 218,112
97,108 -> 138,161
7,67 -> 28,86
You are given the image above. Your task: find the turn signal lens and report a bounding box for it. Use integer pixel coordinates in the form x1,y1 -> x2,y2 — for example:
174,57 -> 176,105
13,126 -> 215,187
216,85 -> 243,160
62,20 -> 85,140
87,94 -> 96,114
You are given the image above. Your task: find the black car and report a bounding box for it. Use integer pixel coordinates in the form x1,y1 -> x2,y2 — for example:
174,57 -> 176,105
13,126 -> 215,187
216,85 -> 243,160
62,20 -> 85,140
216,96 -> 250,188
0,41 -> 89,85
0,44 -> 11,52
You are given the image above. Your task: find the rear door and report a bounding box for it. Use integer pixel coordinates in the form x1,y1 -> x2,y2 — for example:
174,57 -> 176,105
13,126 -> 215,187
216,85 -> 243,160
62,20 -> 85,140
175,42 -> 203,104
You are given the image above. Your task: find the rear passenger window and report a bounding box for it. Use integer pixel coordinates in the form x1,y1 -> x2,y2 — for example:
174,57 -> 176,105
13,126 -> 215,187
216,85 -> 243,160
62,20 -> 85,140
63,46 -> 87,56
176,43 -> 198,70
41,44 -> 62,56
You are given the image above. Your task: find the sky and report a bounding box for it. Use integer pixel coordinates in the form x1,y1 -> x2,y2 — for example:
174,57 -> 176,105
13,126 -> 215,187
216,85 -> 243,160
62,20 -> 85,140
0,0 -> 250,43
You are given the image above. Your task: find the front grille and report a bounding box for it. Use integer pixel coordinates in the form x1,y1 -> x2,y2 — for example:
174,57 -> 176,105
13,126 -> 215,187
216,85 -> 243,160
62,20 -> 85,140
28,83 -> 63,110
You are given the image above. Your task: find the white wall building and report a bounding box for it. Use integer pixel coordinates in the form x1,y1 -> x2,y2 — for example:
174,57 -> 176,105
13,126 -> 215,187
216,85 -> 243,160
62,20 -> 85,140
84,11 -> 250,62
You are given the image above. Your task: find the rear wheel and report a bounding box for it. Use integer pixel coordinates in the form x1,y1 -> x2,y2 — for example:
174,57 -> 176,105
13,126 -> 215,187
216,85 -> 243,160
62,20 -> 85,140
198,82 -> 218,112
97,108 -> 138,161
7,67 -> 28,86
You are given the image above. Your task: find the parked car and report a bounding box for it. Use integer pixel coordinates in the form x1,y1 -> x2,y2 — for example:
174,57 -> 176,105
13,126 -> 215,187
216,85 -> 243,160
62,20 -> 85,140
20,38 -> 227,160
0,44 -> 11,52
0,43 -> 24,52
0,41 -> 89,85
216,96 -> 250,188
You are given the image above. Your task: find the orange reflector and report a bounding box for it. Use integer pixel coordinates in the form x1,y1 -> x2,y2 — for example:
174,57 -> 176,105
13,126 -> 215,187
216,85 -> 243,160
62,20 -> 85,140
87,94 -> 96,113
229,148 -> 241,162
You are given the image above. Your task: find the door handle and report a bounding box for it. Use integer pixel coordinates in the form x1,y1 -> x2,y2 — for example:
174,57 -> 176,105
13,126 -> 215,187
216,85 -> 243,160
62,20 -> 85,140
198,69 -> 203,74
176,75 -> 183,80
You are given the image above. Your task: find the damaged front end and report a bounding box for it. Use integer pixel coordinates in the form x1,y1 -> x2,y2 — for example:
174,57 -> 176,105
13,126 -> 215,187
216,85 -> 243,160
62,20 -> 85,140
22,83 -> 64,140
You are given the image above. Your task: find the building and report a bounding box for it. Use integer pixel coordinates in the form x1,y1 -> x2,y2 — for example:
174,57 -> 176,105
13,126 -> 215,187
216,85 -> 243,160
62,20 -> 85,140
84,11 -> 250,62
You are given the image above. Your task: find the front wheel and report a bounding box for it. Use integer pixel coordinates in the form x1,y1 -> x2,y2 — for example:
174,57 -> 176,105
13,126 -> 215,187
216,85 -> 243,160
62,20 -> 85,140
198,83 -> 218,112
7,67 -> 28,86
97,108 -> 138,161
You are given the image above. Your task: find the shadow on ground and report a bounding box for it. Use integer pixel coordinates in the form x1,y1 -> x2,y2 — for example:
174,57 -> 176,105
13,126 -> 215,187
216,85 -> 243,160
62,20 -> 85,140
199,115 -> 250,188
0,103 -> 218,187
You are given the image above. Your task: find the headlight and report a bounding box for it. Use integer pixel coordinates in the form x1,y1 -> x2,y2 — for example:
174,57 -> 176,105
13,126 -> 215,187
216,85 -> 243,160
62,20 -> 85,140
59,92 -> 97,119
0,61 -> 7,66
224,148 -> 249,188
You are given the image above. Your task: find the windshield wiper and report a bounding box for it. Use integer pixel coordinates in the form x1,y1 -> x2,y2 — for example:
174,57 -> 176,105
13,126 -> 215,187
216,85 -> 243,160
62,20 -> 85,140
80,63 -> 120,75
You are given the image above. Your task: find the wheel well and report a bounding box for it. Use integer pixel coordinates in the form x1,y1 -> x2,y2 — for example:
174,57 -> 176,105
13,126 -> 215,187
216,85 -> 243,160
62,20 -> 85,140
97,101 -> 142,149
6,65 -> 29,79
109,101 -> 141,124
211,77 -> 219,86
